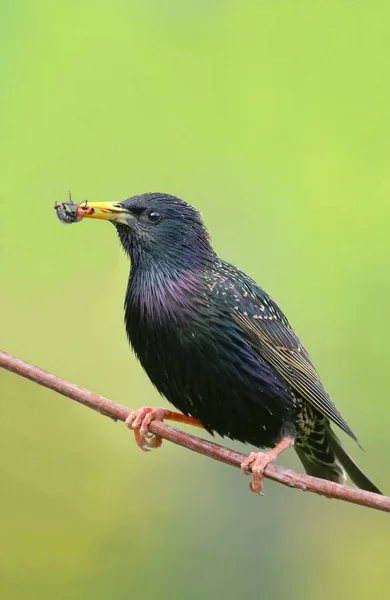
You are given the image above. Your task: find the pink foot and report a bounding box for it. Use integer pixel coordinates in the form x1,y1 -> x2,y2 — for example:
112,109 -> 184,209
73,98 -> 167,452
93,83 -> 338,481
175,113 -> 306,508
241,451 -> 277,495
125,407 -> 166,452
241,436 -> 295,495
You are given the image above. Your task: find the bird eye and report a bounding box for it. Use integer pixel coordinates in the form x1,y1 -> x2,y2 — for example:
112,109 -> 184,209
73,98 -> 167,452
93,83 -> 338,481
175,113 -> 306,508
147,211 -> 161,224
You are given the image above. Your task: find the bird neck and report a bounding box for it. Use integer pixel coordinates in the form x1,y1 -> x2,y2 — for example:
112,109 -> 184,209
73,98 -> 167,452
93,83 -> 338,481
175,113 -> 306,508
125,253 -> 213,323
118,219 -> 217,322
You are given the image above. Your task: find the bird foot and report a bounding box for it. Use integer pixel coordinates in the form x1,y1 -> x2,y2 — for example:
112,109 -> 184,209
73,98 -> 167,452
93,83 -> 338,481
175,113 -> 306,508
241,451 -> 277,495
125,407 -> 166,452
241,436 -> 295,495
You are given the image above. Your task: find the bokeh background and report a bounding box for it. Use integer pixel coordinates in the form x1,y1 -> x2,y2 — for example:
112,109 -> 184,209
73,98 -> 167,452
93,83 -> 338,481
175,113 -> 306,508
1,1 -> 390,598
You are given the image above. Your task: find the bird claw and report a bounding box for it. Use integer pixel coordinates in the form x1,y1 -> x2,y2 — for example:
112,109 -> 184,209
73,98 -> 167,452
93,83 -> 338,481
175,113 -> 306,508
241,436 -> 295,495
241,451 -> 276,495
125,407 -> 165,451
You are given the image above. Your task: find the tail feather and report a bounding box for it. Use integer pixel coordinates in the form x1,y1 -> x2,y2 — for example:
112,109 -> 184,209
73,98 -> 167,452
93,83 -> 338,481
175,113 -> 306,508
327,428 -> 382,495
296,426 -> 382,495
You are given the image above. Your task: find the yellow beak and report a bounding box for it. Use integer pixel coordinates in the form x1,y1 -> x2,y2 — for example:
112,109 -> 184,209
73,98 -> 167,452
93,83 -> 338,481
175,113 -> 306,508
80,201 -> 129,222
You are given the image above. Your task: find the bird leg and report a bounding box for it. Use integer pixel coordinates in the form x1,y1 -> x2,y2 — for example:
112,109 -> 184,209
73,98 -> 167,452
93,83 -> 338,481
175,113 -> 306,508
241,436 -> 295,495
125,407 -> 202,452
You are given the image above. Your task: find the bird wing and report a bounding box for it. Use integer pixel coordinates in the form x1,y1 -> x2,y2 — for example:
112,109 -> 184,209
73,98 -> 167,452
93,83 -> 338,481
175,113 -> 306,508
230,279 -> 358,443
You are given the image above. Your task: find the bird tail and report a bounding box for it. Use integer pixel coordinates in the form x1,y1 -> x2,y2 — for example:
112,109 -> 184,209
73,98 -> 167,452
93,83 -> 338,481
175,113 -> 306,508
295,425 -> 382,495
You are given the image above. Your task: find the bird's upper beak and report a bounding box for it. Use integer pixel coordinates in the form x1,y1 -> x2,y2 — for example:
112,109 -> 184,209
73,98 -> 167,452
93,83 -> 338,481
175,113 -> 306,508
79,201 -> 130,225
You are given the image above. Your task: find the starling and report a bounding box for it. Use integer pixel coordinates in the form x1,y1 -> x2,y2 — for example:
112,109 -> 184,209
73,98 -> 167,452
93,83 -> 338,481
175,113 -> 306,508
60,192 -> 381,495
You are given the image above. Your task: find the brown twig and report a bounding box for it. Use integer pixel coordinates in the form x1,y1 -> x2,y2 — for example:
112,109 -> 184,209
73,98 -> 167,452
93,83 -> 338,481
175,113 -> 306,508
0,349 -> 388,513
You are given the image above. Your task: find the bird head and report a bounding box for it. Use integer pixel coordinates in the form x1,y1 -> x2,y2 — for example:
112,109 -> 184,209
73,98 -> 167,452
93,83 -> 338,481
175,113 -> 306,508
80,192 -> 214,270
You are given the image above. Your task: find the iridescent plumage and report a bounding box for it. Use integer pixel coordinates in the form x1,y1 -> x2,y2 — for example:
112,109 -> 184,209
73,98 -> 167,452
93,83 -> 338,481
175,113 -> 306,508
95,193 -> 382,493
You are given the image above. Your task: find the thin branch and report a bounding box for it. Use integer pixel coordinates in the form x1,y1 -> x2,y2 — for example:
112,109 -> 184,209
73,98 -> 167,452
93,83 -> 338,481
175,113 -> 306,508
0,349 -> 388,513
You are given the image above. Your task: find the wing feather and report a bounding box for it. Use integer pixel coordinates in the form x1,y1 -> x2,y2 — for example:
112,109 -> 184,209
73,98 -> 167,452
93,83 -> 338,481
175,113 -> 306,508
229,281 -> 358,443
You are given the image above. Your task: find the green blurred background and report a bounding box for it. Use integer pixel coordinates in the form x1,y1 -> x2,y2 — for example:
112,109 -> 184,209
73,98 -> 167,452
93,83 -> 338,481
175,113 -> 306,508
1,1 -> 389,598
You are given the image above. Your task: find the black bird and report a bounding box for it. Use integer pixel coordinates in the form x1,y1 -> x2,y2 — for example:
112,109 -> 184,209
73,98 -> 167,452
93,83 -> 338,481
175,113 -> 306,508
67,193 -> 381,495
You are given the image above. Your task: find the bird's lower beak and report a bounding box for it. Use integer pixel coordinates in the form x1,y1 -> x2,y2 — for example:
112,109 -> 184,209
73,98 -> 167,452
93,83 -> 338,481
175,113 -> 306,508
80,201 -> 129,224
